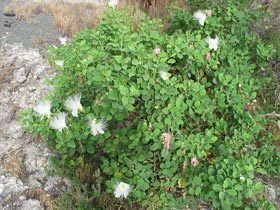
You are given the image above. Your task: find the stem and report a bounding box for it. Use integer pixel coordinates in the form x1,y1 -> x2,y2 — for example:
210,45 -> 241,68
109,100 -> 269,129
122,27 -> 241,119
262,112 -> 280,118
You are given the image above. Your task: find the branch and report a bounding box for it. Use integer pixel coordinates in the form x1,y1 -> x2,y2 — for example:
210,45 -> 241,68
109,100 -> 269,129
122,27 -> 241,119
262,112 -> 280,118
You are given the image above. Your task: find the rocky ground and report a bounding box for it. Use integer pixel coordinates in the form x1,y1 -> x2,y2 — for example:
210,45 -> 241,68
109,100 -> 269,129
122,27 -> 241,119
0,1 -> 71,209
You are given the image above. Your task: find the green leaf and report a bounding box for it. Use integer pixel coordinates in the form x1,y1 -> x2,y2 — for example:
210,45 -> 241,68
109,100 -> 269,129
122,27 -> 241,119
193,176 -> 202,185
234,184 -> 243,191
132,59 -> 139,65
223,178 -> 231,189
150,143 -> 161,151
219,191 -> 225,199
115,55 -> 122,64
194,100 -> 201,108
143,73 -> 150,81
255,182 -> 263,192
167,58 -> 176,64
257,168 -> 267,175
119,85 -> 128,95
233,198 -> 243,207
113,171 -> 123,178
213,184 -> 222,192
67,140 -> 76,148
137,179 -> 149,190
121,97 -> 129,105
227,189 -> 237,196
195,186 -> 201,195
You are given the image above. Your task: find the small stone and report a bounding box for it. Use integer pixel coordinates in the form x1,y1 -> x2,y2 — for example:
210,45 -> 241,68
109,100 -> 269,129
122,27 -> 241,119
17,179 -> 24,185
29,86 -> 36,92
19,195 -> 26,201
0,184 -> 5,194
44,177 -> 59,192
3,11 -> 16,17
3,21 -> 11,27
14,67 -> 29,84
20,199 -> 43,210
9,177 -> 17,184
28,178 -> 42,189
265,186 -> 276,201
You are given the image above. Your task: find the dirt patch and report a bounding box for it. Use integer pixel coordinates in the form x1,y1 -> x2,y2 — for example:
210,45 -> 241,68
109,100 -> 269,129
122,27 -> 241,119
2,151 -> 25,178
0,42 -> 71,209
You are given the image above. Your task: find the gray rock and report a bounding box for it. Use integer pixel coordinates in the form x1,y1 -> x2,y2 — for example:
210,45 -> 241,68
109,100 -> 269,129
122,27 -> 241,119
14,67 -> 30,84
19,195 -> 26,201
3,11 -> 15,17
20,199 -> 43,210
3,21 -> 11,28
28,86 -> 36,92
28,177 -> 42,189
265,186 -> 277,201
0,183 -> 5,194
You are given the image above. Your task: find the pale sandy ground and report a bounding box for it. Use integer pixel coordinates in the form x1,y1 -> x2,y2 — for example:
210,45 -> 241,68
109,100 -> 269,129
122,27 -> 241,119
0,1 -> 105,209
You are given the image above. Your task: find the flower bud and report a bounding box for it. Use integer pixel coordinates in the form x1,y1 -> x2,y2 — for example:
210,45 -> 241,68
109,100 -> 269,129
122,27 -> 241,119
153,47 -> 161,56
205,52 -> 211,61
191,157 -> 199,167
240,176 -> 246,182
204,10 -> 212,17
162,133 -> 172,150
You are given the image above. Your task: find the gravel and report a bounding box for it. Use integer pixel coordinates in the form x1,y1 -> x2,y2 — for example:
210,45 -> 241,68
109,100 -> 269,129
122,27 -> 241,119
0,1 -> 62,50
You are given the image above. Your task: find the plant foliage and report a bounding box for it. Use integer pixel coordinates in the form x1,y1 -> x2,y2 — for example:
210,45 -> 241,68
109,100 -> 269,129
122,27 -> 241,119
20,3 -> 278,209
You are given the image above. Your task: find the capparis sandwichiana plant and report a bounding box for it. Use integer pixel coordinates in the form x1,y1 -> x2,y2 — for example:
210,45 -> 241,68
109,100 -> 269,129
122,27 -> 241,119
20,4 -> 278,209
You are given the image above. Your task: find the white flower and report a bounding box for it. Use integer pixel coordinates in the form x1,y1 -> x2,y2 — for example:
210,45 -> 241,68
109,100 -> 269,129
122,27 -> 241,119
89,118 -> 105,136
108,0 -> 118,8
54,60 -> 64,67
33,100 -> 51,118
50,112 -> 67,132
114,182 -> 131,199
240,176 -> 246,182
159,71 -> 170,81
59,37 -> 67,45
193,10 -> 207,26
64,93 -> 83,117
205,36 -> 219,51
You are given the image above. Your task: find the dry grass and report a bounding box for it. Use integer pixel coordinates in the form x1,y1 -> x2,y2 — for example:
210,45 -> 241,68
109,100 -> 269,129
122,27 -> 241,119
12,1 -> 39,20
33,36 -> 45,45
9,1 -> 106,37
0,42 -> 15,86
1,151 -> 24,178
138,0 -> 185,18
3,5 -> 14,14
251,0 -> 280,48
42,2 -> 105,37
146,0 -> 180,18
26,188 -> 55,210
0,67 -> 13,84
8,0 -> 184,37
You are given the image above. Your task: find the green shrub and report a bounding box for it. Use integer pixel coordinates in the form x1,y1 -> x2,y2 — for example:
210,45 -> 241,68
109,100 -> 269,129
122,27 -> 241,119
20,6 -> 278,209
